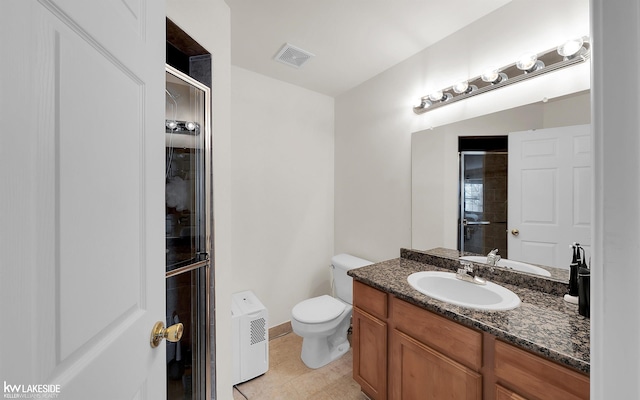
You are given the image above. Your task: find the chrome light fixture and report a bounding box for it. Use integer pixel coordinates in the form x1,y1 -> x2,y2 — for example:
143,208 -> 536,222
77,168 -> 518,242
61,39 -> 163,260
165,120 -> 201,135
413,36 -> 590,114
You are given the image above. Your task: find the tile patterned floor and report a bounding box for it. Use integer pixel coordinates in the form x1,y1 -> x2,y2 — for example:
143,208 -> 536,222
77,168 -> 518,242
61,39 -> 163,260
232,332 -> 364,400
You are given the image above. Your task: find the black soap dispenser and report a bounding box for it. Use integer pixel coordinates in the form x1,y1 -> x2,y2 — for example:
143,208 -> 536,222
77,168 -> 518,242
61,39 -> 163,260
568,243 -> 580,296
564,243 -> 580,304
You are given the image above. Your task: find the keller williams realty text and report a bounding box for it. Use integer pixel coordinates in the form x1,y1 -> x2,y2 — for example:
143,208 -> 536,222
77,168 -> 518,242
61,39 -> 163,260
4,382 -> 61,394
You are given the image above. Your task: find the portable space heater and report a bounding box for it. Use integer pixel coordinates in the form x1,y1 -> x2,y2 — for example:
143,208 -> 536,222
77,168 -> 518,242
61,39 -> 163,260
232,290 -> 269,385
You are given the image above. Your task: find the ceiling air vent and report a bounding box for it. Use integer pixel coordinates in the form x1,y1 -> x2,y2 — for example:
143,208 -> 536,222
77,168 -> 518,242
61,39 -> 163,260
274,43 -> 314,68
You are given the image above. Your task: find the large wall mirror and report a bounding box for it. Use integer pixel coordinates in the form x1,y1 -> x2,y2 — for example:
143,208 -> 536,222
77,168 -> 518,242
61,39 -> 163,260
411,91 -> 590,284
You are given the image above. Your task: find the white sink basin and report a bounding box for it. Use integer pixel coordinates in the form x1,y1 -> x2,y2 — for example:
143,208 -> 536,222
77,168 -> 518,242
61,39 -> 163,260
407,271 -> 521,311
459,256 -> 551,277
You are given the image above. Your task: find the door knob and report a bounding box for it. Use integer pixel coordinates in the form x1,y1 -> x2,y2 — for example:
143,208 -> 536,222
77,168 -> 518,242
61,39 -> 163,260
150,321 -> 184,348
511,229 -> 520,236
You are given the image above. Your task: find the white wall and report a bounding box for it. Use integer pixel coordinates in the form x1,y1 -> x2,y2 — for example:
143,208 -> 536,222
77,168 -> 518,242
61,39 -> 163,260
411,91 -> 591,251
166,1 -> 233,398
230,66 -> 335,327
335,0 -> 590,263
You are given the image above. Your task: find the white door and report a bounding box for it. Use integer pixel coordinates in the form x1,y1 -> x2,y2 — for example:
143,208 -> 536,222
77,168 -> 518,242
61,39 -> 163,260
0,1 -> 166,399
508,125 -> 591,268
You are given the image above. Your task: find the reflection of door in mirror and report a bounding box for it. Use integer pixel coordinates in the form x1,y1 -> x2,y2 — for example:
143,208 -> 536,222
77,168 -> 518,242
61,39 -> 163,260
508,125 -> 591,269
458,137 -> 508,257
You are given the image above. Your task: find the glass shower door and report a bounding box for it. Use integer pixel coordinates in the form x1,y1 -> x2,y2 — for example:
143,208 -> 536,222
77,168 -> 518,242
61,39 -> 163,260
165,65 -> 211,400
459,151 -> 508,257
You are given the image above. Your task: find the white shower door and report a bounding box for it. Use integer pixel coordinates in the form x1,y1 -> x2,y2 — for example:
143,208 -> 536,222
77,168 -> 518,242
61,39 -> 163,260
0,1 -> 166,399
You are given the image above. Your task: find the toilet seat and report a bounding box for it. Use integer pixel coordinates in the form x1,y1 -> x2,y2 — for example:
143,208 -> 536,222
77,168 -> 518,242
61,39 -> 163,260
292,295 -> 346,324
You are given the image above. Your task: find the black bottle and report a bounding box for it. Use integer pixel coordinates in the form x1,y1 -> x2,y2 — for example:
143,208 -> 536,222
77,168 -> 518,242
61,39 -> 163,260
568,244 -> 579,296
578,265 -> 590,318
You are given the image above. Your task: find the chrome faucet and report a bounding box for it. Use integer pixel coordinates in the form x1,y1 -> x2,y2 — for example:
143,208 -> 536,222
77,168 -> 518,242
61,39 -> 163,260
486,248 -> 501,267
456,261 -> 487,285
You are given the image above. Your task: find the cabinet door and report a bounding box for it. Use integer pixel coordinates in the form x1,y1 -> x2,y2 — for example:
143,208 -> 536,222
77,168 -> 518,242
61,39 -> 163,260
353,307 -> 387,400
389,330 -> 482,400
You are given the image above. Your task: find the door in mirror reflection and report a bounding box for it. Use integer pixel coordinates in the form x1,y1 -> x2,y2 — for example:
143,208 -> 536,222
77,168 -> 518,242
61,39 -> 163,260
459,151 -> 508,257
508,125 -> 591,268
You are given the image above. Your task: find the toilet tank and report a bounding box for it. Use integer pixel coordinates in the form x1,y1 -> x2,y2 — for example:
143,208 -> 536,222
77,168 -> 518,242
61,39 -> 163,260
331,254 -> 373,304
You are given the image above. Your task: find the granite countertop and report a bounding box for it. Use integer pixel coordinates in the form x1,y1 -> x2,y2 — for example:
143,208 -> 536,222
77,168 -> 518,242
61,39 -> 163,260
348,251 -> 590,374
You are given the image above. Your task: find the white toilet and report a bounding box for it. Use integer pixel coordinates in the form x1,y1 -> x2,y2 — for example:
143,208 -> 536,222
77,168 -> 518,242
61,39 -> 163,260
291,253 -> 373,369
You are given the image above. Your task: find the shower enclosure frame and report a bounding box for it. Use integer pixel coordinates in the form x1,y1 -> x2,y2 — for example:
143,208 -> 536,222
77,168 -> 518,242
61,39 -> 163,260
165,64 -> 213,399
458,150 -> 509,257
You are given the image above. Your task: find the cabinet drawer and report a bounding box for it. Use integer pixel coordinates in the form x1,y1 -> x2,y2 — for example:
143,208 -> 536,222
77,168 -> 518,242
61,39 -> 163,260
495,340 -> 589,400
390,296 -> 482,370
354,281 -> 388,320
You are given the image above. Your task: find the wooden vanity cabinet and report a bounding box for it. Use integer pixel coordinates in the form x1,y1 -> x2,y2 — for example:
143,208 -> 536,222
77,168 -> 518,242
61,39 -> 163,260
351,280 -> 589,400
352,281 -> 482,400
352,281 -> 388,400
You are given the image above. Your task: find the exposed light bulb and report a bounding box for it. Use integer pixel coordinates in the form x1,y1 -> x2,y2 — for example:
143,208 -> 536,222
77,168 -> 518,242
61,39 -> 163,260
186,121 -> 197,131
428,90 -> 444,102
166,120 -> 177,130
516,52 -> 545,73
453,81 -> 469,94
481,67 -> 500,83
517,53 -> 537,71
414,98 -> 431,109
558,37 -> 585,58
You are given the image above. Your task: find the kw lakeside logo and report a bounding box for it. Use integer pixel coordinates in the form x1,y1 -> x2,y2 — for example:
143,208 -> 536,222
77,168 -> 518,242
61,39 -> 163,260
3,382 -> 61,399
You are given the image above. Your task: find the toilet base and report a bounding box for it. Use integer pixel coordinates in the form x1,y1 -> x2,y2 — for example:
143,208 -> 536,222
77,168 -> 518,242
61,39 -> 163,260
291,298 -> 353,369
300,337 -> 350,369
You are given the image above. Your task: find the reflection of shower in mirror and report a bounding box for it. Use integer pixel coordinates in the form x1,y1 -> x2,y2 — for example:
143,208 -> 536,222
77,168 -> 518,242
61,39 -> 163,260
166,176 -> 190,212
165,88 -> 179,126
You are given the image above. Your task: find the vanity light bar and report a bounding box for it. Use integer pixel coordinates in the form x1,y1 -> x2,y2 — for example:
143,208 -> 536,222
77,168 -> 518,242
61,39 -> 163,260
413,37 -> 591,114
165,120 -> 201,135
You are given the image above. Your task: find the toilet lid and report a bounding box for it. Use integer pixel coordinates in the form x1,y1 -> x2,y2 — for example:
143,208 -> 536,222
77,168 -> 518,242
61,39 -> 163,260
292,295 -> 346,324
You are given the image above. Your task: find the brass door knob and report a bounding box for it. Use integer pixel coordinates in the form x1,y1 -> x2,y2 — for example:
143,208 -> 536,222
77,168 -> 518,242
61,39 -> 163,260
511,229 -> 520,236
150,321 -> 184,348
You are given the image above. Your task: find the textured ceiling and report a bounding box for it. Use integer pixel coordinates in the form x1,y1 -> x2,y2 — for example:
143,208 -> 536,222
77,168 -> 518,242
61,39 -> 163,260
225,0 -> 513,97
